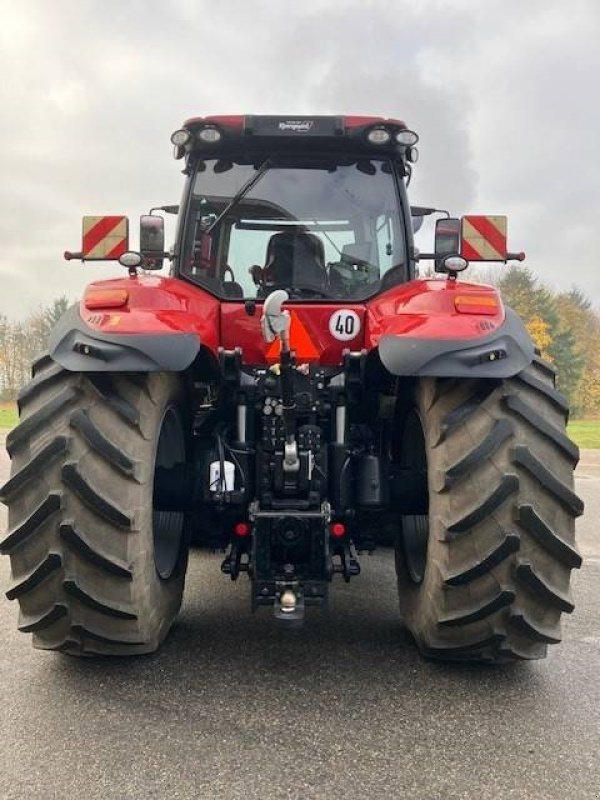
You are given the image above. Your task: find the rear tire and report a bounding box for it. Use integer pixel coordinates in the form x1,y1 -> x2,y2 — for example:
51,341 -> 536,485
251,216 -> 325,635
1,355 -> 189,656
395,357 -> 584,662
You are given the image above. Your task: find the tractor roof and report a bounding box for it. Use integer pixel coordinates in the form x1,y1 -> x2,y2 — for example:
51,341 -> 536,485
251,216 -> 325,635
172,115 -> 418,158
182,114 -> 408,132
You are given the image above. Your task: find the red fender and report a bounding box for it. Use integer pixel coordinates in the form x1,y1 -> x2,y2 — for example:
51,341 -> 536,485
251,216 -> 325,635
365,278 -> 505,344
49,276 -> 222,372
364,279 -> 533,378
80,275 -> 221,352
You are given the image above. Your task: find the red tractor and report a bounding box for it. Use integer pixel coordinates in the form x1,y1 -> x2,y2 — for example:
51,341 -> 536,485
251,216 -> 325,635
1,115 -> 583,661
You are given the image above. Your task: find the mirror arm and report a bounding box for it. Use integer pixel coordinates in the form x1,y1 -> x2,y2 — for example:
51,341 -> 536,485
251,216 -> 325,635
149,205 -> 179,215
410,207 -> 450,219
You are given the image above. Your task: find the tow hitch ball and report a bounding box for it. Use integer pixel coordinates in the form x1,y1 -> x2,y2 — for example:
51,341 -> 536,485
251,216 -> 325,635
274,584 -> 305,627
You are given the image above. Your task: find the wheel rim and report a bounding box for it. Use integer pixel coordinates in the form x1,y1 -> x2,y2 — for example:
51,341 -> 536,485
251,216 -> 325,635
399,409 -> 429,584
153,406 -> 186,580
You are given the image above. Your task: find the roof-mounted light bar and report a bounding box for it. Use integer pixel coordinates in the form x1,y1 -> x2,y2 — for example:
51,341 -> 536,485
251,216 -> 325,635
171,124 -> 225,159
364,124 -> 419,160
173,116 -> 420,162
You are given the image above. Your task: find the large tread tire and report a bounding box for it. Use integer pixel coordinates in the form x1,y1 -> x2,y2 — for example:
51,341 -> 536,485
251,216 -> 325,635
395,356 -> 584,663
1,355 -> 189,656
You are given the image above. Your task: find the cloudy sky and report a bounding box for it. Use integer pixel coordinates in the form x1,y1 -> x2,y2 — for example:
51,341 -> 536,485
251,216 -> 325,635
1,0 -> 599,318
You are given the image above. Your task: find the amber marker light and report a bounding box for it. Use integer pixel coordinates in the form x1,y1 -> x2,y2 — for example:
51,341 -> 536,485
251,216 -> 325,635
84,288 -> 129,310
454,294 -> 499,315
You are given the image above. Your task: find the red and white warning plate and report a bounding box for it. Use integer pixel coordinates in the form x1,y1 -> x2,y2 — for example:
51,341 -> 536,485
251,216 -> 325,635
81,216 -> 129,260
461,215 -> 507,261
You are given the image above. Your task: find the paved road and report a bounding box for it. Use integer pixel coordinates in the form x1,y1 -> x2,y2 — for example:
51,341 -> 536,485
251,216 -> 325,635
0,440 -> 598,800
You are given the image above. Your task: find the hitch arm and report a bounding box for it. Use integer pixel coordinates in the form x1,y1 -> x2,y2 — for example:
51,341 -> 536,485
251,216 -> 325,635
261,290 -> 300,473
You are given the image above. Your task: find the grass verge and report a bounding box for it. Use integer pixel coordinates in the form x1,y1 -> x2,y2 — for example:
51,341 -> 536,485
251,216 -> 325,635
0,403 -> 18,430
567,420 -> 600,450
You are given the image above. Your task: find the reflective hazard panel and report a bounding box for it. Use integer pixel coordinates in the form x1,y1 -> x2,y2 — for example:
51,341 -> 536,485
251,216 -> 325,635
81,216 -> 129,260
265,311 -> 320,361
461,215 -> 507,261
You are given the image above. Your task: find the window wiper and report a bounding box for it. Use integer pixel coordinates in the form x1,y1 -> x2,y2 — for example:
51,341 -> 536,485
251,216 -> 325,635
204,158 -> 272,234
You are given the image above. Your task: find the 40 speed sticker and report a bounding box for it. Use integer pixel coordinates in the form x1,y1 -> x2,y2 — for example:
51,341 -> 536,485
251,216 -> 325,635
329,309 -> 361,341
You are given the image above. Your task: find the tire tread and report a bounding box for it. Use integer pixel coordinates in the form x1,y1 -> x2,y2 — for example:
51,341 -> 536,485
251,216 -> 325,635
59,521 -> 132,578
397,362 -> 583,664
2,367 -> 186,656
5,553 -> 62,600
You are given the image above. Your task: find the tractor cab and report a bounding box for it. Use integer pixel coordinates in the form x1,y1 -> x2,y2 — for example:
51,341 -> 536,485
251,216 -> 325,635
179,153 -> 409,301
169,116 -> 420,303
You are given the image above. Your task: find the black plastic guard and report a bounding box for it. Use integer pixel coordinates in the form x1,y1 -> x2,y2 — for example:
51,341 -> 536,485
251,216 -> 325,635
48,306 -> 201,372
378,307 -> 534,379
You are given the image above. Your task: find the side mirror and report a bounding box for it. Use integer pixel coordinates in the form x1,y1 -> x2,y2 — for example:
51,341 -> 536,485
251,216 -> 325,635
434,217 -> 461,273
139,214 -> 165,270
424,214 -> 523,273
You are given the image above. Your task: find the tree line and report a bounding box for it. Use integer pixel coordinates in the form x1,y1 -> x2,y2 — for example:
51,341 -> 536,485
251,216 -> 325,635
0,272 -> 598,416
0,297 -> 70,400
495,267 -> 600,417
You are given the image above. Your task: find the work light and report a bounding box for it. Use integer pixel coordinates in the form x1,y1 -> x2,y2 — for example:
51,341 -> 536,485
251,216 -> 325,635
396,130 -> 419,146
197,126 -> 222,143
367,128 -> 391,145
170,129 -> 191,146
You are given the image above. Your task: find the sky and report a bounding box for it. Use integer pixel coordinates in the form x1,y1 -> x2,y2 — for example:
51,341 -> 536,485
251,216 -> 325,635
1,0 -> 599,318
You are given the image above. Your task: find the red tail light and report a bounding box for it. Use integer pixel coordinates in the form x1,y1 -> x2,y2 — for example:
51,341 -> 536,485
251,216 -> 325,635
234,521 -> 251,537
330,522 -> 346,539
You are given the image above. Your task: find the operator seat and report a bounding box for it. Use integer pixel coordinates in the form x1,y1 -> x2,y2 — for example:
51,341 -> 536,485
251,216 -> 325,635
264,231 -> 326,290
